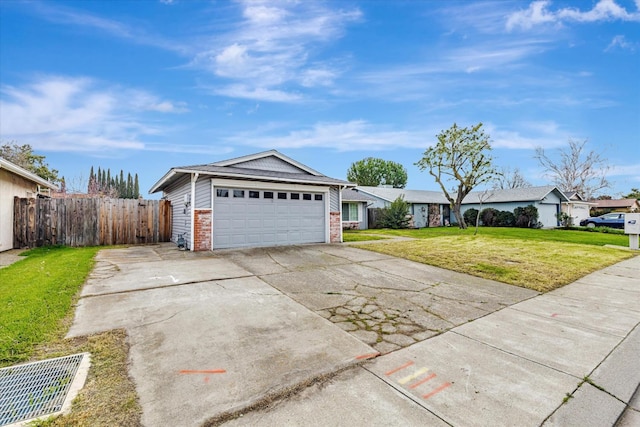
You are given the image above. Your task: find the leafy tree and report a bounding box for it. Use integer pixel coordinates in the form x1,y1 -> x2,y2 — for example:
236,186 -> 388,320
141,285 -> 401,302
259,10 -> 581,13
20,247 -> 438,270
624,188 -> 640,200
0,142 -> 59,183
416,122 -> 497,229
534,138 -> 610,200
379,196 -> 411,229
493,167 -> 531,189
347,157 -> 408,188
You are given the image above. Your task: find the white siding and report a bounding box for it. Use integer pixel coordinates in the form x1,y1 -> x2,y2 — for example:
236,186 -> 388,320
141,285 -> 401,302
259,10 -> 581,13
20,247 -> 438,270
233,156 -> 306,173
460,201 -> 560,228
329,186 -> 340,211
195,178 -> 211,209
0,169 -> 39,251
163,175 -> 191,246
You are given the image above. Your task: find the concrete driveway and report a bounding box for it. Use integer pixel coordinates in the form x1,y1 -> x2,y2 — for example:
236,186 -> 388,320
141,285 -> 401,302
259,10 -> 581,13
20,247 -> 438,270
67,243 -> 640,426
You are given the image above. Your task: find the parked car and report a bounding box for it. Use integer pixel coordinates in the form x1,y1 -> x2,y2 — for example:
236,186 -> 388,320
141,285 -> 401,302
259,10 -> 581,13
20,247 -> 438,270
579,212 -> 625,229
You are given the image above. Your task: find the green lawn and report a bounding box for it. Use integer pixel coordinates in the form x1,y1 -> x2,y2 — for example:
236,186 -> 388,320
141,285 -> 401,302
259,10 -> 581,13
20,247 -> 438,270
342,231 -> 390,242
348,226 -> 629,246
352,227 -> 635,292
0,246 -> 100,366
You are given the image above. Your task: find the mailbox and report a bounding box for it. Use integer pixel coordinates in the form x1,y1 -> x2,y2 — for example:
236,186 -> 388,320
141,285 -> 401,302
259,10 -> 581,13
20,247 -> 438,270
625,213 -> 640,235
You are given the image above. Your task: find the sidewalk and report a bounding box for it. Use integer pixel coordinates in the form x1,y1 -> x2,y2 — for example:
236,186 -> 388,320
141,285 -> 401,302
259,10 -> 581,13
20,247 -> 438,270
227,255 -> 640,426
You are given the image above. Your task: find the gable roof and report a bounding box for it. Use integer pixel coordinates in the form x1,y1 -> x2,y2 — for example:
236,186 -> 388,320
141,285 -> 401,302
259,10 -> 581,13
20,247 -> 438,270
463,185 -> 569,204
355,186 -> 449,204
354,185 -> 569,205
211,150 -> 322,176
342,188 -> 375,202
0,157 -> 58,190
149,150 -> 351,193
590,198 -> 640,209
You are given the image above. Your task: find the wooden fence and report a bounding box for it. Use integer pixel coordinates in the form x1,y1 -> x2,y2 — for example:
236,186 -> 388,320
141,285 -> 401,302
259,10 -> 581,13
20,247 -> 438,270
13,197 -> 171,248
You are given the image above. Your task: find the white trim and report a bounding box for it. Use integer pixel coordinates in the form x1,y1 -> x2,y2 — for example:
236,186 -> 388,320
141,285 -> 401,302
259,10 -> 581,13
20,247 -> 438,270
341,201 -> 362,222
189,172 -> 199,251
0,158 -> 58,190
212,150 -> 323,176
211,178 -> 329,193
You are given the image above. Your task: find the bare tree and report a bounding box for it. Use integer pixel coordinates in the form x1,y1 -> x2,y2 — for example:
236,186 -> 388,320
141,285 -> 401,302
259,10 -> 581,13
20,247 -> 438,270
492,167 -> 531,190
534,138 -> 610,200
474,189 -> 494,235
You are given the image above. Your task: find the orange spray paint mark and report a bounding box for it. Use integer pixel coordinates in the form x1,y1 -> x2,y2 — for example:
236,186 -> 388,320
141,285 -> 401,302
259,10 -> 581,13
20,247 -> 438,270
385,361 -> 415,376
409,373 -> 436,389
356,352 -> 381,360
422,382 -> 452,400
179,369 -> 226,374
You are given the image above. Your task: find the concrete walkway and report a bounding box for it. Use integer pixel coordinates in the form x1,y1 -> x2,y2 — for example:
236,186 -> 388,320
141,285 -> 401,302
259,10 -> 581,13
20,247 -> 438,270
0,249 -> 26,268
66,244 -> 639,426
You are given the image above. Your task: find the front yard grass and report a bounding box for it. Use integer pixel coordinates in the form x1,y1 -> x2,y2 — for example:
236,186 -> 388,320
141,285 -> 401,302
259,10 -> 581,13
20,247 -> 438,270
342,230 -> 390,242
354,229 -> 635,292
0,245 -> 141,426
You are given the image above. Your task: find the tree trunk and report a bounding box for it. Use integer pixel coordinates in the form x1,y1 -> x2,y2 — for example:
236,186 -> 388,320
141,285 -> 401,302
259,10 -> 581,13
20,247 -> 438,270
453,205 -> 466,229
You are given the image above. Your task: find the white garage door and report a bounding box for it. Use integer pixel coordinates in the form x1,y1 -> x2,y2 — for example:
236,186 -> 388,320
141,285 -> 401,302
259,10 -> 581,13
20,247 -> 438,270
213,187 -> 326,249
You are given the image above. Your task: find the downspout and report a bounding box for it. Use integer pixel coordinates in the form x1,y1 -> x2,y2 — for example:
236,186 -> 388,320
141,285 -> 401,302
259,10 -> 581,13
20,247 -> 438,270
190,172 -> 199,251
338,185 -> 345,242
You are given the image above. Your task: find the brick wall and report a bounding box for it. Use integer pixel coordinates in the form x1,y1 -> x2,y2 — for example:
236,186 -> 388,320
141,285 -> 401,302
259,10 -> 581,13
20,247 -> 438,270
194,209 -> 212,251
330,211 -> 342,243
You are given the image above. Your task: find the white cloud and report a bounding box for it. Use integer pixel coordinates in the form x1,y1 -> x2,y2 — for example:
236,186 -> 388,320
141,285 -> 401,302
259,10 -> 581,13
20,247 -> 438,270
226,120 -> 429,152
0,76 -> 186,153
507,0 -> 640,31
606,35 -> 637,51
192,1 -> 361,102
487,121 -> 571,149
27,1 -> 187,53
213,84 -> 302,103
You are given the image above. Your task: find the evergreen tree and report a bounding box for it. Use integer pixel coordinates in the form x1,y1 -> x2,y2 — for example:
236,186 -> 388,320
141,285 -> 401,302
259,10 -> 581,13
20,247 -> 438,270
134,174 -> 140,198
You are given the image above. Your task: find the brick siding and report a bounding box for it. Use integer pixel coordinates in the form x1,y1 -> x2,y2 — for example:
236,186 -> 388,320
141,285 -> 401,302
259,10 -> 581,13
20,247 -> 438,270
194,209 -> 212,251
330,211 -> 342,243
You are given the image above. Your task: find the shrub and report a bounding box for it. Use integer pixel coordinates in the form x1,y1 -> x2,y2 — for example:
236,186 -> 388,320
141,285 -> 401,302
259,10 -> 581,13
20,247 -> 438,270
496,210 -> 516,227
514,205 -> 539,228
556,212 -> 573,227
463,208 -> 479,227
480,208 -> 500,226
379,196 -> 411,229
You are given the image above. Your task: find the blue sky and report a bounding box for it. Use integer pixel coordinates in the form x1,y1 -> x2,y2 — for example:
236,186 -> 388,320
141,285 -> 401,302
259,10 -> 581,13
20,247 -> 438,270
1,0 -> 638,198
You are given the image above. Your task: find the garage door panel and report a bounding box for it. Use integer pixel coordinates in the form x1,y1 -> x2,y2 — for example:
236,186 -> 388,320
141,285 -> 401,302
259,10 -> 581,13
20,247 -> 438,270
213,187 -> 326,249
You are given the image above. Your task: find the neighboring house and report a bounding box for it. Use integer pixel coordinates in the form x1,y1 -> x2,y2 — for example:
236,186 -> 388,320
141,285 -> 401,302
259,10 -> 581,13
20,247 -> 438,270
354,186 -> 449,228
353,185 -> 568,228
149,150 -> 352,250
590,198 -> 640,213
460,186 -> 569,228
0,158 -> 58,252
341,188 -> 374,230
561,192 -> 593,225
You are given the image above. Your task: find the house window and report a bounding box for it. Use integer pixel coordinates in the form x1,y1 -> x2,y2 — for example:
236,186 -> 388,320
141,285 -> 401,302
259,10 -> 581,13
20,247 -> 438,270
264,192 -> 274,199
233,190 -> 245,198
216,189 -> 229,197
278,192 -> 287,200
342,203 -> 359,221
249,191 -> 259,199
290,193 -> 300,200
314,194 -> 323,201
303,193 -> 312,200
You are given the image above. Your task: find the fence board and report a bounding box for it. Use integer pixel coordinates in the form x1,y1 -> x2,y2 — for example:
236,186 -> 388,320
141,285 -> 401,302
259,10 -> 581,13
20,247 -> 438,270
13,198 -> 172,248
